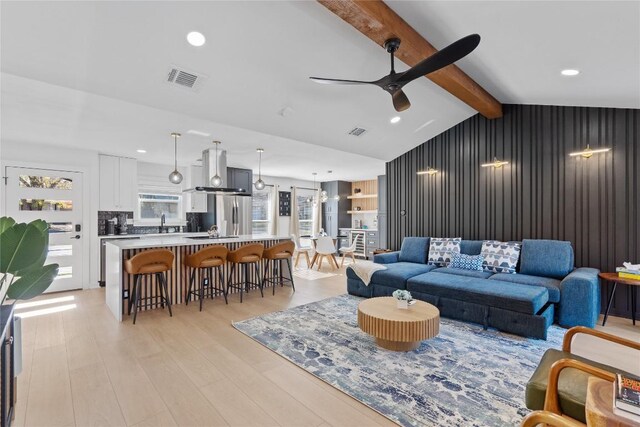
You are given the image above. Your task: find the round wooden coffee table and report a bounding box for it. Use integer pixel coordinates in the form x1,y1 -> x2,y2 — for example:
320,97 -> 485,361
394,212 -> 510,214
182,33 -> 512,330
357,297 -> 440,351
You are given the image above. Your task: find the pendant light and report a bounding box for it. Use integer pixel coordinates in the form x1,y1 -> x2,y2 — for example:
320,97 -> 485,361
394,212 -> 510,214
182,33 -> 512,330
168,132 -> 183,184
308,173 -> 318,205
254,148 -> 266,190
210,141 -> 223,187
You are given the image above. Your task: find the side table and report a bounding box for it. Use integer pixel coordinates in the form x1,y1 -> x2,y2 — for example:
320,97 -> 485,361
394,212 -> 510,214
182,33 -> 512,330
586,377 -> 640,427
598,273 -> 639,326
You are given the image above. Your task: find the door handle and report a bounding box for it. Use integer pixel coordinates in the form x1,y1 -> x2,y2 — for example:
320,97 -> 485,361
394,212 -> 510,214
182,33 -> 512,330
70,235 -> 81,240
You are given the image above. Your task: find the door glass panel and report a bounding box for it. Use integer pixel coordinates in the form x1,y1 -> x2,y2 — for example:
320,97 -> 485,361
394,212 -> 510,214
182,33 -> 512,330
19,175 -> 73,189
49,245 -> 72,257
57,266 -> 72,279
49,222 -> 74,233
19,199 -> 73,211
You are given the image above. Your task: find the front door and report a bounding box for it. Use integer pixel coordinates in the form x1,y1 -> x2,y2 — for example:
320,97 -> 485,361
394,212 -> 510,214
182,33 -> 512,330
4,166 -> 84,292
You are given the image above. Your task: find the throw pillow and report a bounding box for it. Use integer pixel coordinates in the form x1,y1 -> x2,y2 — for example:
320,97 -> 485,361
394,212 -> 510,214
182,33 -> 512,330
448,253 -> 484,271
427,237 -> 461,267
481,240 -> 521,274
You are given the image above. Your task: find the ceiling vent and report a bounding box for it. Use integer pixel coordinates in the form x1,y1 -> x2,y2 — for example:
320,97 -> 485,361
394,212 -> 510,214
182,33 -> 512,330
166,66 -> 207,91
347,127 -> 367,137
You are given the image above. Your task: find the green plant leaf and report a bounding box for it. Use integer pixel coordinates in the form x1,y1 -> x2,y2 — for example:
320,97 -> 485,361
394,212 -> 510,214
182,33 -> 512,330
7,263 -> 59,300
0,222 -> 48,274
0,217 -> 16,235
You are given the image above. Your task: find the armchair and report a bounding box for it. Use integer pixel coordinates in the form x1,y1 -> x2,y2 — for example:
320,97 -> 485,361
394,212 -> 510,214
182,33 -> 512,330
526,326 -> 640,423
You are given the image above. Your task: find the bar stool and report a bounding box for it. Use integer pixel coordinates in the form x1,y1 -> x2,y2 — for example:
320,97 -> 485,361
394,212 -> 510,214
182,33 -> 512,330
226,243 -> 264,302
124,248 -> 174,324
184,245 -> 229,311
261,241 -> 296,295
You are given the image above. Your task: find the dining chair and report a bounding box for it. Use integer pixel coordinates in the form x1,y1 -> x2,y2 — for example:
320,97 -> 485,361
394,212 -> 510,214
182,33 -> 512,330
291,233 -> 312,268
339,234 -> 360,267
315,236 -> 338,271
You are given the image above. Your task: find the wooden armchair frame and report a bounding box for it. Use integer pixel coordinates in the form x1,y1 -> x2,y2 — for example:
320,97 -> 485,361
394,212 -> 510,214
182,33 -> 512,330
542,326 -> 640,420
521,410 -> 585,427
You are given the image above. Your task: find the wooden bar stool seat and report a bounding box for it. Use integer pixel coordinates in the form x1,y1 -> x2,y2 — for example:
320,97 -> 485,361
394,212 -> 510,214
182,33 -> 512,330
184,245 -> 229,311
124,248 -> 174,324
261,241 -> 296,295
226,243 -> 264,303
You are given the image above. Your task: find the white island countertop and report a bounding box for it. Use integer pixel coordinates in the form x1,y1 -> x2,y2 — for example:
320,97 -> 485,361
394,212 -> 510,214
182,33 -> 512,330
105,234 -> 290,250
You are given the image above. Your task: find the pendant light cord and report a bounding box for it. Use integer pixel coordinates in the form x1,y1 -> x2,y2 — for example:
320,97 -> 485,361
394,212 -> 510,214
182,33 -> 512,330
215,142 -> 219,175
174,134 -> 178,170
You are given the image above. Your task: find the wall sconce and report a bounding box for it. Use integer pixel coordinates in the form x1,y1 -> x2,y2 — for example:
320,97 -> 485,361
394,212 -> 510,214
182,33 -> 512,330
569,144 -> 611,158
481,157 -> 509,168
417,167 -> 438,176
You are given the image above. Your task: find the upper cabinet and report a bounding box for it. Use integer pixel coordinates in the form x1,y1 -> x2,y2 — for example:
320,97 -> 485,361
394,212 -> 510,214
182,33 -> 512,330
185,165 -> 206,213
99,155 -> 137,211
227,167 -> 253,196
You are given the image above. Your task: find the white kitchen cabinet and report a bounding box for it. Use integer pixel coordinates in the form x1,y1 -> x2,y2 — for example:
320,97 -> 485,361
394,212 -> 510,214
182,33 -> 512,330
185,165 -> 207,213
99,155 -> 138,211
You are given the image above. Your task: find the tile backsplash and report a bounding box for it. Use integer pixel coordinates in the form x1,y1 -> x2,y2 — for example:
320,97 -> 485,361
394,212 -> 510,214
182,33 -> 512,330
98,211 -> 133,235
98,211 -> 205,235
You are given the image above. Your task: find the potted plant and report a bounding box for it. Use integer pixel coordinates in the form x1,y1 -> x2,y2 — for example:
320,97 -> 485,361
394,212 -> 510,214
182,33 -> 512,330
0,217 -> 59,305
392,289 -> 414,309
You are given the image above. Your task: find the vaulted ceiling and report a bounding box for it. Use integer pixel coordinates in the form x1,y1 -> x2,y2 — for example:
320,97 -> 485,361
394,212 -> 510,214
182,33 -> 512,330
2,1 -> 638,180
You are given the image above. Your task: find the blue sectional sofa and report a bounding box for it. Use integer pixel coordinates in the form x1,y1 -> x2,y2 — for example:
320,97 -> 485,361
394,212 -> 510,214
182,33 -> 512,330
347,237 -> 600,339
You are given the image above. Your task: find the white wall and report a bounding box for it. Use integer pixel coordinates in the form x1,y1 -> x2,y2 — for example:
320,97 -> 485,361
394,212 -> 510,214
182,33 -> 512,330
258,175 -> 316,235
0,139 -> 101,288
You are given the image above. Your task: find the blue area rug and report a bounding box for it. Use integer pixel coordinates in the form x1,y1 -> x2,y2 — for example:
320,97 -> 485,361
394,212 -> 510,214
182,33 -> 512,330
233,294 -> 565,426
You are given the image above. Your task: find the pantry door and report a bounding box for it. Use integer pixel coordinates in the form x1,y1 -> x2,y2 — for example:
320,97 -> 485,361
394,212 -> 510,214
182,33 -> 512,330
4,166 -> 84,292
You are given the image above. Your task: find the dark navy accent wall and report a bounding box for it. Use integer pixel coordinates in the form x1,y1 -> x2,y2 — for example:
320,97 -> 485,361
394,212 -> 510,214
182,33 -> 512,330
386,104 -> 639,318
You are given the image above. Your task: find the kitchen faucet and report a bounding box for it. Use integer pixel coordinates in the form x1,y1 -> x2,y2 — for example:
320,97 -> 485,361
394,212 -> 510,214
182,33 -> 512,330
160,213 -> 166,233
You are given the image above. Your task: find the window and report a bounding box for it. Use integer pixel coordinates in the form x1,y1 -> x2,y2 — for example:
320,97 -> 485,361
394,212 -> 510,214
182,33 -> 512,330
252,190 -> 270,235
138,193 -> 182,220
297,194 -> 313,236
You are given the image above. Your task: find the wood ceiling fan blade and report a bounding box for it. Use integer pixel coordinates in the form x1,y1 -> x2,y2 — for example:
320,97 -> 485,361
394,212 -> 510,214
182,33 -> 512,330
397,34 -> 481,84
309,77 -> 374,85
392,90 -> 411,112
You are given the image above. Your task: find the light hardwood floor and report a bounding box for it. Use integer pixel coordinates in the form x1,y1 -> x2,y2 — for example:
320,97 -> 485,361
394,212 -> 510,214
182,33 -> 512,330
13,259 -> 640,427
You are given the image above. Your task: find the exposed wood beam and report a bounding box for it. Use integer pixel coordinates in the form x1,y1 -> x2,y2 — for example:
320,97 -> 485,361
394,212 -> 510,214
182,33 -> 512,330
317,0 -> 503,119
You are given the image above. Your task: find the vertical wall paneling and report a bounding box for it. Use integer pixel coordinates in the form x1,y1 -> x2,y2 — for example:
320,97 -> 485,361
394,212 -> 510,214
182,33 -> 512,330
386,105 -> 639,319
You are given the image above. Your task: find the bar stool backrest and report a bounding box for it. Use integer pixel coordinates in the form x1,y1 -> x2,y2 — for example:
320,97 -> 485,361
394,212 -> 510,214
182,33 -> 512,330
264,241 -> 295,259
184,245 -> 229,268
228,243 -> 265,263
125,249 -> 174,274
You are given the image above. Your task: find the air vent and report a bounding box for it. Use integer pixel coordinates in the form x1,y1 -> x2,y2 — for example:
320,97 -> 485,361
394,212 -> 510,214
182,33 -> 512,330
348,127 -> 367,137
166,66 -> 207,91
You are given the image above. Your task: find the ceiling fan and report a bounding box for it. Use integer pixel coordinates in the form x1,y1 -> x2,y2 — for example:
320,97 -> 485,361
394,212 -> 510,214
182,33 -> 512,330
310,34 -> 481,112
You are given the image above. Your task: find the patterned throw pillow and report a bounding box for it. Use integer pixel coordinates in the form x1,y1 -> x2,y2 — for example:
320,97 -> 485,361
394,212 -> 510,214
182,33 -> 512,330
481,240 -> 521,274
427,237 -> 461,267
448,253 -> 484,271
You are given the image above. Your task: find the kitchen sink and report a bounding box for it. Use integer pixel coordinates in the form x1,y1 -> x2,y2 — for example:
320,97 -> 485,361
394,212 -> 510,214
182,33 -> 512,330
187,236 -> 240,240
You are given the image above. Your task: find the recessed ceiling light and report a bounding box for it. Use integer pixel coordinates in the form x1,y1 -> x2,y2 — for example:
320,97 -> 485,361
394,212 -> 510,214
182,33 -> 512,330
187,31 -> 206,47
186,129 -> 211,137
561,69 -> 580,76
390,116 -> 402,124
137,149 -> 147,153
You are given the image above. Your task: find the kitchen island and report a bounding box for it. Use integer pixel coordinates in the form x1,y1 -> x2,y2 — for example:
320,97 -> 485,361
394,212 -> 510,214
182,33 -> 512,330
105,235 -> 292,321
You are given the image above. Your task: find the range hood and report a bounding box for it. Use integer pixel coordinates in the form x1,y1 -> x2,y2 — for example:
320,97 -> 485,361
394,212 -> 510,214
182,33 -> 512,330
183,147 -> 251,196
